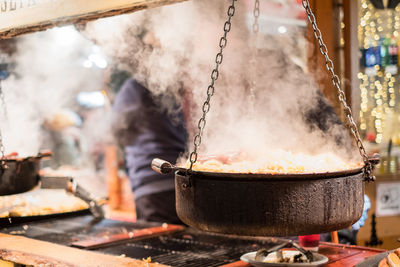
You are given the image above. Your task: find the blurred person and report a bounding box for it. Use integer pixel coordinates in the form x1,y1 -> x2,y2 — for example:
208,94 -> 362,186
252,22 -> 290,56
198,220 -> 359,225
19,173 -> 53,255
42,109 -> 83,168
112,77 -> 186,224
109,24 -> 188,223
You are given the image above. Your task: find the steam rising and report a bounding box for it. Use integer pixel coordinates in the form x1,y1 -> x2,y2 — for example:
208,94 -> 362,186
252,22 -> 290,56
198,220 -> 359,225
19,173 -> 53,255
85,0 -> 359,167
0,0 -> 359,173
1,26 -> 104,157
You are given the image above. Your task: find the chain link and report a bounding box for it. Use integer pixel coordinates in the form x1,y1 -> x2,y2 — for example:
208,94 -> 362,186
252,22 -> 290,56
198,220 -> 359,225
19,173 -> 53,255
252,0 -> 260,34
249,0 -> 260,104
0,79 -> 7,120
188,0 -> 237,172
0,79 -> 6,168
301,0 -> 374,181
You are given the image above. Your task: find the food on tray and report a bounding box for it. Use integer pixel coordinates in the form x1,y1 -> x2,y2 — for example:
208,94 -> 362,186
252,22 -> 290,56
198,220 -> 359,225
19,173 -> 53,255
379,258 -> 389,267
184,150 -> 362,174
261,250 -> 310,263
388,252 -> 400,267
378,248 -> 400,267
0,189 -> 89,218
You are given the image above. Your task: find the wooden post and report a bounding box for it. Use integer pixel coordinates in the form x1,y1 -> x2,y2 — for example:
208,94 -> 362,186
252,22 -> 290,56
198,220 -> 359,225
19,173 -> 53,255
307,0 -> 342,116
105,145 -> 121,210
343,0 -> 361,119
331,231 -> 339,244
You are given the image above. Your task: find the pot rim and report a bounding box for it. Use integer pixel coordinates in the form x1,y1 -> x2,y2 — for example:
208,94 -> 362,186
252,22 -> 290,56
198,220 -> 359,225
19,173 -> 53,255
1,156 -> 42,163
0,151 -> 53,163
176,167 -> 364,181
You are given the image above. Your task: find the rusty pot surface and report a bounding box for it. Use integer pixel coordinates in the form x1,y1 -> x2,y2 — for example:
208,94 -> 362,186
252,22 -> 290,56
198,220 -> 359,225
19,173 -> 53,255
175,170 -> 364,236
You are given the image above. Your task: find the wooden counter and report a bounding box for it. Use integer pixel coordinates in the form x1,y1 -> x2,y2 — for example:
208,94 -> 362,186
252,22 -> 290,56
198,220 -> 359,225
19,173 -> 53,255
0,235 -> 386,267
0,234 -> 387,267
0,233 -> 166,267
0,213 -> 390,267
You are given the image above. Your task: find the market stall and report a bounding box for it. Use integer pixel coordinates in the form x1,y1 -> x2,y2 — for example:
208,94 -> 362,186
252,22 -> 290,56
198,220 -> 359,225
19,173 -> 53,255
0,0 -> 399,266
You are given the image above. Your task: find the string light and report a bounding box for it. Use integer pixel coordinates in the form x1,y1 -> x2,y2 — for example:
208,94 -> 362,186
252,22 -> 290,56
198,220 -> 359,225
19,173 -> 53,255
358,0 -> 400,144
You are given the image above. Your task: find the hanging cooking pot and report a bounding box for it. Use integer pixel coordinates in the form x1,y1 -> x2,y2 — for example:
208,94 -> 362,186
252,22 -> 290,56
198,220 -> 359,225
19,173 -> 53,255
152,0 -> 378,236
152,158 -> 378,236
0,151 -> 52,196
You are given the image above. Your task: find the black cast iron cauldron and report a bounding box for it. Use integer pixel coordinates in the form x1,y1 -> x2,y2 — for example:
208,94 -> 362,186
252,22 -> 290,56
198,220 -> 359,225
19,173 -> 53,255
0,151 -> 52,196
152,158 -> 371,236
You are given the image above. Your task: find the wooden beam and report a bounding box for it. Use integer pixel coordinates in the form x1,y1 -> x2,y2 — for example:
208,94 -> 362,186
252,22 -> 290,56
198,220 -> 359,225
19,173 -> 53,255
0,0 -> 188,39
343,0 -> 361,121
343,0 -> 352,111
307,0 -> 342,116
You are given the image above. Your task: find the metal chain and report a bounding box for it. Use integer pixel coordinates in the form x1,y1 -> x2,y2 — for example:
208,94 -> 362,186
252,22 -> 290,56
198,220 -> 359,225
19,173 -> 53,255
301,0 -> 374,181
0,79 -> 6,168
188,0 -> 237,172
249,0 -> 260,103
252,0 -> 260,34
0,79 -> 8,119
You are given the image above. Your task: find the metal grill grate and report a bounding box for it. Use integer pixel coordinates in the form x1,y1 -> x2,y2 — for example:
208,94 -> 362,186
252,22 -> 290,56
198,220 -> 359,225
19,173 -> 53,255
100,230 -> 282,266
2,215 -> 286,267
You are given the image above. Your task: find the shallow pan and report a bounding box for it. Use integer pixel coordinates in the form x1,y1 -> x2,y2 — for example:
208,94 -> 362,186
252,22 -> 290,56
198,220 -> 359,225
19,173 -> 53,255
0,151 -> 52,196
0,208 -> 90,228
153,159 -> 367,236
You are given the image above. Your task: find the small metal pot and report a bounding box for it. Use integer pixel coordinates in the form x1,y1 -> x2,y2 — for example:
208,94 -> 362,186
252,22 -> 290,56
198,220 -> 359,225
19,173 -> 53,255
0,152 -> 52,196
152,158 -> 366,236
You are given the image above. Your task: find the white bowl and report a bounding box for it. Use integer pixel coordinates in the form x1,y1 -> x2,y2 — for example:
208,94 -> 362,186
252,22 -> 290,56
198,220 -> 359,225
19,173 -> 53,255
240,250 -> 329,267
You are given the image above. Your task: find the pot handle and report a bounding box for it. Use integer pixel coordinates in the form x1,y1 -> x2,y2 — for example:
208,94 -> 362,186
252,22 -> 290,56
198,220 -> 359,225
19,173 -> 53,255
363,155 -> 380,181
37,150 -> 53,159
151,158 -> 175,174
368,154 -> 380,166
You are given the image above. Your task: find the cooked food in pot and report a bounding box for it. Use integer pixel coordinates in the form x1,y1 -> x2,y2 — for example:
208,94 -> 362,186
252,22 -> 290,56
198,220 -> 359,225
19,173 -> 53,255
184,150 -> 362,174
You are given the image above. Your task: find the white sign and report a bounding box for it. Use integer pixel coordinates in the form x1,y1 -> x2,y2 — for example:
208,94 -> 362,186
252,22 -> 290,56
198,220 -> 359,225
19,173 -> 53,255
0,0 -> 186,39
376,182 -> 400,217
0,0 -> 38,13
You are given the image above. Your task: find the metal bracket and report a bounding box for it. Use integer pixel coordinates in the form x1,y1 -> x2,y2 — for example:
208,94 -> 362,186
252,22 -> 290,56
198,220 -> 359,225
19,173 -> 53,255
181,175 -> 192,189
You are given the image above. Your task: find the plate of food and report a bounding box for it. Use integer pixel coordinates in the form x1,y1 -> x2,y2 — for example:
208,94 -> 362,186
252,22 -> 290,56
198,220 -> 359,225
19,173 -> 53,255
240,250 -> 329,267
